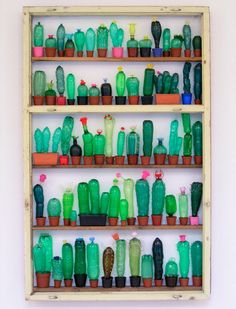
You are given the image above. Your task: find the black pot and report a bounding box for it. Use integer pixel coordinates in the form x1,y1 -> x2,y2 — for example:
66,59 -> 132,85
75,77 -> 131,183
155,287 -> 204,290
79,214 -> 107,226
67,99 -> 75,105
115,276 -> 126,288
74,274 -> 87,287
115,96 -> 126,105
130,276 -> 141,287
141,96 -> 153,105
77,96 -> 88,105
140,48 -> 151,57
102,276 -> 113,288
165,276 -> 178,287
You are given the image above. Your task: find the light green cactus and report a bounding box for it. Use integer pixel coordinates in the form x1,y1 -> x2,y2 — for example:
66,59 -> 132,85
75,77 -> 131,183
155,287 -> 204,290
109,21 -> 124,47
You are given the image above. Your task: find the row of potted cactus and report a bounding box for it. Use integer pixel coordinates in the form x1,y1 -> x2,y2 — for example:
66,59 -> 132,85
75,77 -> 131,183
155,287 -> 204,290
33,21 -> 201,58
34,171 -> 202,227
33,63 -> 202,106
33,233 -> 202,289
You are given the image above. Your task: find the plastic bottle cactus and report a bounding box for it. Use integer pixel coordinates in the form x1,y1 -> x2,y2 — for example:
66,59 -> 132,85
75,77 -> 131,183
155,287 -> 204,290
129,235 -> 141,286
65,34 -> 75,56
119,199 -> 128,223
56,66 -> 66,104
162,28 -> 171,55
62,242 -> 73,284
52,127 -> 62,153
152,238 -> 164,284
70,210 -> 77,225
116,66 -> 126,97
141,255 -> 153,286
135,171 -> 150,223
152,171 -> 166,222
66,73 -> 75,104
143,64 -> 155,97
93,129 -> 105,155
88,179 -> 100,215
63,188 -> 74,225
168,120 -> 182,162
177,235 -> 190,285
74,238 -> 86,276
192,121 -> 202,163
33,183 -> 44,219
77,182 -> 90,215
45,81 -> 56,102
193,36 -> 202,56
142,120 -> 153,158
45,34 -> 56,48
126,127 -> 140,156
74,29 -> 85,56
182,113 -> 191,133
77,80 -> 89,105
127,23 -> 138,57
139,36 -> 152,57
60,116 -> 74,158
178,187 -> 189,224
104,114 -> 115,158
182,113 -> 192,158
183,24 -> 191,55
97,24 -> 109,54
151,19 -> 162,49
109,21 -> 124,47
38,234 -> 53,273
52,256 -> 63,286
194,63 -> 202,104
108,179 -> 120,222
165,258 -> 178,287
190,182 -> 203,225
101,78 -> 112,97
165,195 -> 177,225
102,247 -> 114,281
153,138 -> 167,164
86,27 -> 96,56
116,127 -> 125,157
33,71 -> 46,97
126,75 -> 139,98
100,192 -> 110,215
183,62 -> 192,93
87,237 -> 100,287
113,233 -> 126,285
80,117 -> 93,157
89,84 -> 100,97
33,243 -> 47,277
56,24 -> 65,56
191,241 -> 202,286
47,198 -> 61,217
33,22 -> 44,47
171,35 -> 183,49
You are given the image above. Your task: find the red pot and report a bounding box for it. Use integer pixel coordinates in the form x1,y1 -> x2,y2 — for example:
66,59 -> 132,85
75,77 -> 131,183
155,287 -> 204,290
127,47 -> 138,57
65,48 -> 74,57
154,279 -> 163,287
154,154 -> 166,165
57,96 -> 66,105
166,216 -> 177,225
77,51 -> 83,57
94,155 -> 105,165
127,154 -> 138,165
127,217 -> 136,225
87,50 -> 94,57
121,220 -> 127,226
195,99 -> 202,105
138,216 -> 149,226
83,156 -> 93,165
184,49 -> 191,57
128,96 -> 139,105
46,96 -> 56,105
64,279 -> 73,287
33,96 -> 44,105
97,48 -> 107,57
179,217 -> 188,225
54,280 -> 62,288
36,217 -> 46,226
49,216 -> 60,226
63,218 -> 70,226
102,96 -> 113,105
141,156 -> 150,165
168,155 -> 179,165
194,49 -> 201,57
71,156 -> 81,165
90,279 -> 98,288
45,47 -> 56,57
114,156 -> 125,165
106,157 -> 114,165
89,96 -> 100,105
152,214 -> 162,226
36,272 -> 50,288
182,156 -> 192,165
143,278 -> 152,288
192,276 -> 202,287
59,155 -> 69,165
194,155 -> 202,165
58,50 -> 64,57
179,277 -> 189,287
171,48 -> 182,57
108,217 -> 118,226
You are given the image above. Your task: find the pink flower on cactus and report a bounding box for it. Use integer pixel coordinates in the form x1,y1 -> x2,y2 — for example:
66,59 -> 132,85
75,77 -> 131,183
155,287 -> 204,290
142,170 -> 150,180
39,174 -> 47,183
116,172 -> 122,178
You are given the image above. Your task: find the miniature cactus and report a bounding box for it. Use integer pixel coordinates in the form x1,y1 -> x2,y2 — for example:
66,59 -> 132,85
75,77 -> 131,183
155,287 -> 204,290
126,76 -> 139,96
74,29 -> 85,54
139,36 -> 152,48
191,241 -> 202,277
33,243 -> 47,273
89,84 -> 100,96
127,23 -> 138,48
153,138 -> 167,155
143,64 -> 155,96
103,247 -> 114,278
93,129 -> 105,155
70,210 -> 77,223
141,255 -> 153,279
113,234 -> 126,277
80,117 -> 93,156
163,28 -> 171,52
62,242 -> 73,280
88,179 -> 100,215
87,237 -> 100,280
165,195 -> 177,216
33,71 -> 46,96
183,24 -> 191,50
191,182 -> 203,217
169,120 -> 182,155
171,35 -> 183,48
116,66 -> 126,96
109,21 -> 124,47
152,171 -> 166,215
101,79 -> 112,96
77,80 -> 88,96
56,66 -> 65,96
39,234 -> 53,272
194,63 -> 202,104
151,19 -> 162,49
65,34 -> 75,49
129,237 -> 141,276
120,199 -> 128,221
193,36 -> 202,51
47,198 -> 61,217
142,120 -> 153,157
74,238 -> 86,275
135,171 -> 150,217
117,127 -> 125,156
86,28 -> 95,52
192,121 -> 202,156
178,187 -> 188,218
177,235 -> 190,279
152,238 -> 164,281
66,73 -> 75,100
165,258 -> 178,277
183,62 -> 192,93
127,127 -> 140,155
100,192 -> 110,215
52,256 -> 63,281
63,188 -> 74,220
61,116 -> 74,156
45,35 -> 56,48
33,184 -> 44,218
104,114 -> 115,157
109,179 -> 120,218
56,24 -> 65,54
33,22 -> 44,47
77,182 -> 90,214
45,81 -> 56,97
97,24 -> 108,49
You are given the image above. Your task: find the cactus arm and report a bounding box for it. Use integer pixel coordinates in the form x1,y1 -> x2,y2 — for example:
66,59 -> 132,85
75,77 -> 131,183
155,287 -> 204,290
163,28 -> 170,51
52,127 -> 61,153
77,182 -> 90,215
100,192 -> 110,215
154,73 -> 163,94
142,120 -> 153,157
183,133 -> 192,156
61,116 -> 74,156
181,113 -> 191,134
42,127 -> 51,153
88,179 -> 100,215
117,28 -> 124,47
163,74 -> 171,94
34,128 -> 43,153
117,128 -> 125,156
170,73 -> 179,94
176,136 -> 183,155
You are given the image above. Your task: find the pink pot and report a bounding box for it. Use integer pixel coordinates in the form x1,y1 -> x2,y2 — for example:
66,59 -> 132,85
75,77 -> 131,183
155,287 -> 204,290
33,47 -> 44,57
190,216 -> 199,225
112,47 -> 124,58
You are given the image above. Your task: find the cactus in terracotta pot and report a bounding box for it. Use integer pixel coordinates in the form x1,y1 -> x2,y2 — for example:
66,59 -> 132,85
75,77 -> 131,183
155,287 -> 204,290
80,117 -> 93,164
141,255 -> 153,287
62,242 -> 73,287
74,29 -> 85,56
162,28 -> 171,56
56,24 -> 65,56
135,171 -> 150,226
129,236 -> 141,287
52,256 -> 63,287
165,194 -> 177,225
177,235 -> 190,286
45,81 -> 56,105
45,34 -> 57,57
126,75 -> 139,105
152,171 -> 165,225
66,73 -> 75,105
171,35 -> 183,57
93,129 -> 105,164
126,127 -> 140,165
165,258 -> 178,287
33,71 -> 46,105
33,243 -> 51,288
152,237 -> 164,286
142,64 -> 155,104
47,198 -> 61,226
77,80 -> 88,105
141,120 -> 153,164
190,182 -> 202,225
97,24 -> 109,57
74,238 -> 87,287
178,187 -> 189,225
115,66 -> 126,104
127,23 -> 138,57
183,24 -> 191,57
104,114 -> 115,163
89,84 -> 100,105
70,210 -> 77,226
62,188 -> 74,226
87,237 -> 100,288
86,27 -> 96,57
102,247 -> 115,288
191,241 -> 202,286
56,65 -> 66,105
108,179 -> 120,226
193,36 -> 202,57
65,34 -> 75,57
115,127 -> 125,164
77,182 -> 90,215
192,120 -> 202,164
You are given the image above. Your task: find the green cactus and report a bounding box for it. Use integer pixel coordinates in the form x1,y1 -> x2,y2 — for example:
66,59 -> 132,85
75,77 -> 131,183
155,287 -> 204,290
93,130 -> 105,155
97,24 -> 108,49
154,73 -> 163,94
74,29 -> 85,52
77,80 -> 88,97
56,24 -> 65,53
33,71 -> 46,96
182,113 -> 191,134
163,28 -> 171,52
192,121 -> 202,156
143,64 -> 155,96
33,22 -> 44,47
116,66 -> 126,96
171,35 -> 183,48
165,258 -> 178,277
177,236 -> 190,278
77,182 -> 90,215
124,178 -> 135,219
127,23 -> 138,48
114,236 -> 126,277
191,182 -> 203,217
52,257 -> 63,281
89,84 -> 100,96
178,187 -> 188,218
100,192 -> 110,215
104,114 -> 115,157
194,63 -> 202,102
34,129 -> 43,153
169,120 -> 182,155
45,35 -> 56,48
183,24 -> 191,50
74,238 -> 86,275
152,238 -> 163,280
65,34 -> 75,49
70,210 -> 77,222
135,171 -> 150,217
193,36 -> 202,50
191,241 -> 202,277
183,133 -> 192,156
170,73 -> 179,94
33,184 -> 44,218
80,117 -> 93,156
66,74 -> 75,100
62,242 -> 73,280
87,237 -> 100,280
126,76 -> 139,96
120,199 -> 128,221
45,81 -> 56,96
142,120 -> 153,157
129,237 -> 141,276
63,189 -> 74,219
42,127 -> 50,152
108,179 -> 120,218
183,62 -> 192,93
151,19 -> 162,49
163,72 -> 171,93
165,195 -> 177,216
152,171 -> 166,215
127,127 -> 140,155
56,66 -> 65,96
61,116 -> 74,156
109,21 -> 124,47
33,243 -> 47,273
47,198 -> 61,217
86,28 -> 95,51
141,255 -> 153,279
39,234 -> 53,273
88,179 -> 100,215
52,127 -> 62,153
139,36 -> 152,48
153,138 -> 167,155
117,127 -> 125,156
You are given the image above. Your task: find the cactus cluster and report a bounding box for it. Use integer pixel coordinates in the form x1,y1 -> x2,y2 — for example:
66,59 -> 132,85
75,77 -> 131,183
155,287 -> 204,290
154,71 -> 179,94
109,21 -> 124,47
168,120 -> 182,156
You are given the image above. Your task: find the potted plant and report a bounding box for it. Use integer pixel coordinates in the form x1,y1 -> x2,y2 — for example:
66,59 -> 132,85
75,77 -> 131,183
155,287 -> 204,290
126,75 -> 139,105
152,238 -> 164,286
153,138 -> 167,165
70,210 -> 77,226
155,71 -> 180,104
77,80 -> 88,105
115,127 -> 125,164
33,70 -> 46,105
59,116 -> 74,165
97,24 -> 108,57
183,24 -> 191,57
45,81 -> 56,105
168,120 -> 182,165
89,84 -> 100,105
102,247 -> 114,288
66,73 -> 75,105
171,35 -> 183,57
190,182 -> 202,225
93,129 -> 105,164
52,256 -> 63,288
104,114 -> 115,164
33,242 -> 51,288
136,171 -> 150,226
178,187 -> 189,225
194,63 -> 202,104
33,179 -> 45,226
142,64 -> 155,105
152,171 -> 165,225
192,121 -> 202,164
193,36 -> 202,57
165,194 -> 177,225
101,79 -> 112,105
141,255 -> 153,287
120,199 -> 128,226
33,126 -> 61,165
70,136 -> 82,165
129,236 -> 141,287
100,192 -> 110,217
182,62 -> 192,104
74,238 -> 87,287
74,29 -> 85,56
165,258 -> 178,287
87,237 -> 100,288
115,66 -> 126,105
47,198 -> 61,226
110,21 -> 124,58
139,36 -> 152,57
127,23 -> 138,57
86,27 -> 95,57
65,34 -> 75,57
141,120 -> 153,165
80,117 -> 93,165
108,179 -> 120,226
151,19 -> 162,57
56,24 -> 65,56
63,188 -> 74,226
162,28 -> 171,57
62,242 -> 73,287
177,235 -> 190,287
56,66 -> 66,105
191,241 -> 202,286
33,22 -> 44,57
45,35 -> 57,57
113,233 -> 126,288
127,127 -> 140,165
182,114 -> 192,165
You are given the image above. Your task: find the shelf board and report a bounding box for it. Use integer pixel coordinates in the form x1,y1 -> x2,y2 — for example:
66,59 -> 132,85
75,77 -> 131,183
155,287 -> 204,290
32,164 -> 202,169
32,56 -> 202,63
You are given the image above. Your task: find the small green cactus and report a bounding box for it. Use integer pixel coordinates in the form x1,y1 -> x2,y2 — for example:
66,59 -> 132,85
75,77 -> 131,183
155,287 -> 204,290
193,36 -> 202,50
77,182 -> 90,215
165,258 -> 178,277
47,198 -> 61,217
165,195 -> 177,216
52,256 -> 63,281
117,127 -> 125,156
80,117 -> 93,156
183,24 -> 191,50
93,130 -> 105,155
86,28 -> 96,51
52,127 -> 61,153
63,188 -> 74,219
152,171 -> 166,215
33,71 -> 46,96
61,116 -> 74,156
89,84 -> 100,96
66,74 -> 75,100
74,29 -> 85,52
109,21 -> 124,47
65,34 -> 75,49
56,66 -> 65,96
33,22 -> 44,47
126,76 -> 139,96
126,127 -> 140,156
143,64 -> 155,96
116,66 -> 126,96
171,35 -> 183,48
163,28 -> 171,52
45,35 -> 56,48
129,237 -> 141,276
45,81 -> 56,96
191,241 -> 202,277
108,179 -> 120,218
70,210 -> 77,222
142,120 -> 153,157
77,80 -> 88,97
141,255 -> 153,279
139,36 -> 152,48
97,24 -> 108,49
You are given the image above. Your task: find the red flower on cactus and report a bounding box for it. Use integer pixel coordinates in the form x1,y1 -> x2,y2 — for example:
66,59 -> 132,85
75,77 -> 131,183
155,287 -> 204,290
120,127 -> 125,131
97,129 -> 103,135
80,117 -> 87,125
80,80 -> 86,85
112,233 -> 119,241
155,170 -> 163,180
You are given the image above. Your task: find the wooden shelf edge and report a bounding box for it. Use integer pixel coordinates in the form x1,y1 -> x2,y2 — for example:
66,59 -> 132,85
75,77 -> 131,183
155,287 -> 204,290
32,164 -> 202,169
32,225 -> 203,230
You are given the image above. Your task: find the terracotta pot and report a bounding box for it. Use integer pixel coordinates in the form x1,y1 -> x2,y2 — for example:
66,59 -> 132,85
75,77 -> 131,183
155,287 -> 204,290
127,47 -> 138,57
94,154 -> 105,165
90,279 -> 98,288
97,48 -> 107,57
59,155 -> 69,165
33,96 -> 44,105
128,96 -> 139,105
57,96 -> 66,105
63,218 -> 70,226
33,153 -> 58,166
46,96 -> 56,105
127,217 -> 136,225
190,216 -> 199,225
184,49 -> 191,57
194,155 -> 202,165
192,276 -> 202,287
86,50 -> 94,57
127,154 -> 138,165
194,49 -> 201,57
58,50 -> 64,57
108,217 -> 118,226
152,214 -> 162,226
36,272 -> 50,288
45,47 -> 56,57
163,50 -> 170,57
165,276 -> 178,287
83,156 -> 93,165
106,156 -> 114,165
64,279 -> 73,287
168,155 -> 179,165
77,51 -> 83,57
155,94 -> 180,105
70,221 -> 76,226
121,220 -> 127,226
36,217 -> 46,226
89,96 -> 100,105
166,216 -> 177,225
179,217 -> 188,225
154,279 -> 163,287
171,48 -> 182,57
71,156 -> 81,165
138,216 -> 149,226
182,156 -> 192,165
141,156 -> 150,165
195,99 -> 202,105
114,156 -> 125,165
102,96 -> 113,105
143,278 -> 152,288
49,216 -> 60,226
179,277 -> 189,287
54,280 -> 62,288
154,154 -> 166,165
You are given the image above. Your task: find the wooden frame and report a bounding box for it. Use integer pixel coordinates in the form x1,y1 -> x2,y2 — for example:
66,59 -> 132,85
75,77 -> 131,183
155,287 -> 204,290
23,6 -> 211,301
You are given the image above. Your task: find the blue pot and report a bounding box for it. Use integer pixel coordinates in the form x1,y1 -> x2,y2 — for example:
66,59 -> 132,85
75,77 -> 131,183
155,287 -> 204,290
152,48 -> 163,57
182,93 -> 192,105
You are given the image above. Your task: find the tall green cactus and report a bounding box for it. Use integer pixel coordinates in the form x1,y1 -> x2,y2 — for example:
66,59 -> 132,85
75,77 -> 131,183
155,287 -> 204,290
87,237 -> 100,280
141,255 -> 153,279
34,129 -> 43,153
109,21 -> 124,47
116,66 -> 126,96
56,66 -> 65,96
47,198 -> 61,217
135,171 -> 150,216
169,120 -> 182,155
152,171 -> 166,215
192,121 -> 202,156
126,76 -> 139,96
163,28 -> 171,52
39,234 -> 53,272
66,73 -> 75,100
63,189 -> 74,219
74,238 -> 86,275
80,117 -> 93,156
108,180 -> 120,218
129,237 -> 141,276
183,24 -> 191,50
97,24 -> 108,49
52,257 -> 63,281
93,130 -> 105,155
183,62 -> 192,93
56,24 -> 65,53
52,127 -> 62,153
193,36 -> 202,50
151,19 -> 162,49
33,71 -> 46,96
100,192 -> 110,215
33,184 -> 44,218
88,179 -> 100,215
33,243 -> 46,273
86,28 -> 95,51
77,182 -> 90,214
165,195 -> 177,216
42,127 -> 50,153
114,235 -> 126,277
142,120 -> 153,157
61,116 -> 74,155
127,127 -> 140,155
120,199 -> 128,221
104,114 -> 115,157
117,127 -> 125,156
62,242 -> 73,280
191,182 -> 203,217
143,64 -> 154,96
177,235 -> 190,278
33,22 -> 44,47
124,178 -> 135,219
74,29 -> 85,52
152,238 -> 163,280
178,187 -> 188,218
191,241 -> 202,277
194,63 -> 202,102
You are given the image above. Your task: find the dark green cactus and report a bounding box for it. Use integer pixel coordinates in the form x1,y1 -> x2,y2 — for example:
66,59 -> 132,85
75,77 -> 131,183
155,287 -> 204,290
100,192 -> 110,215
142,120 -> 153,157
165,195 -> 177,216
152,238 -> 163,280
61,116 -> 74,156
62,242 -> 73,280
77,182 -> 90,215
108,180 -> 120,218
135,171 -> 150,216
152,171 -> 166,215
56,66 -> 65,96
52,256 -> 63,281
143,64 -> 154,96
170,73 -> 179,94
191,182 -> 203,217
193,36 -> 202,50
151,19 -> 162,48
192,121 -> 202,156
74,238 -> 86,275
183,62 -> 192,93
33,184 -> 44,218
154,73 -> 163,94
194,63 -> 202,102
191,241 -> 202,277
57,24 -> 65,53
183,24 -> 191,50
183,133 -> 192,156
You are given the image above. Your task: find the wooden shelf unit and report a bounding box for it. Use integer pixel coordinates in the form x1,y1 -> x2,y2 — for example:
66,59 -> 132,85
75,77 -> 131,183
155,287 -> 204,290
23,6 -> 211,301
32,164 -> 202,169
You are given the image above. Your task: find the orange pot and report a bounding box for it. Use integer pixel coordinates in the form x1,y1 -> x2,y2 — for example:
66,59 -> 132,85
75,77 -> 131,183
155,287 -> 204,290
58,50 -> 64,57
192,276 -> 202,287
106,157 -> 114,165
127,155 -> 138,165
90,279 -> 98,288
141,156 -> 151,165
36,217 -> 46,226
108,217 -> 118,226
154,279 -> 163,287
71,156 -> 81,165
152,214 -> 162,226
168,155 -> 179,165
77,51 -> 83,57
94,155 -> 105,165
114,156 -> 125,165
194,155 -> 202,165
54,280 -> 62,288
63,218 -> 70,226
97,48 -> 107,57
36,272 -> 50,288
46,96 -> 56,105
155,94 -> 180,105
171,47 -> 182,57
138,216 -> 149,226
83,156 -> 93,165
49,216 -> 60,226
89,96 -> 100,105
195,99 -> 202,105
33,153 -> 58,166
102,96 -> 113,105
179,277 -> 189,287
143,278 -> 152,288
179,217 -> 188,225
194,49 -> 201,57
65,48 -> 74,57
154,154 -> 166,165
33,96 -> 44,105
87,50 -> 94,57
128,96 -> 139,105
121,220 -> 127,226
127,217 -> 136,225
182,156 -> 192,165
166,216 -> 177,225
70,221 -> 77,226
64,279 -> 73,287
45,47 -> 56,57
184,49 -> 191,57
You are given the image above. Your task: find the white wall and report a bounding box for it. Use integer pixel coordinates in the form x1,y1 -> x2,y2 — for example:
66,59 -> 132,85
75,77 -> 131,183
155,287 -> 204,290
0,0 -> 235,308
